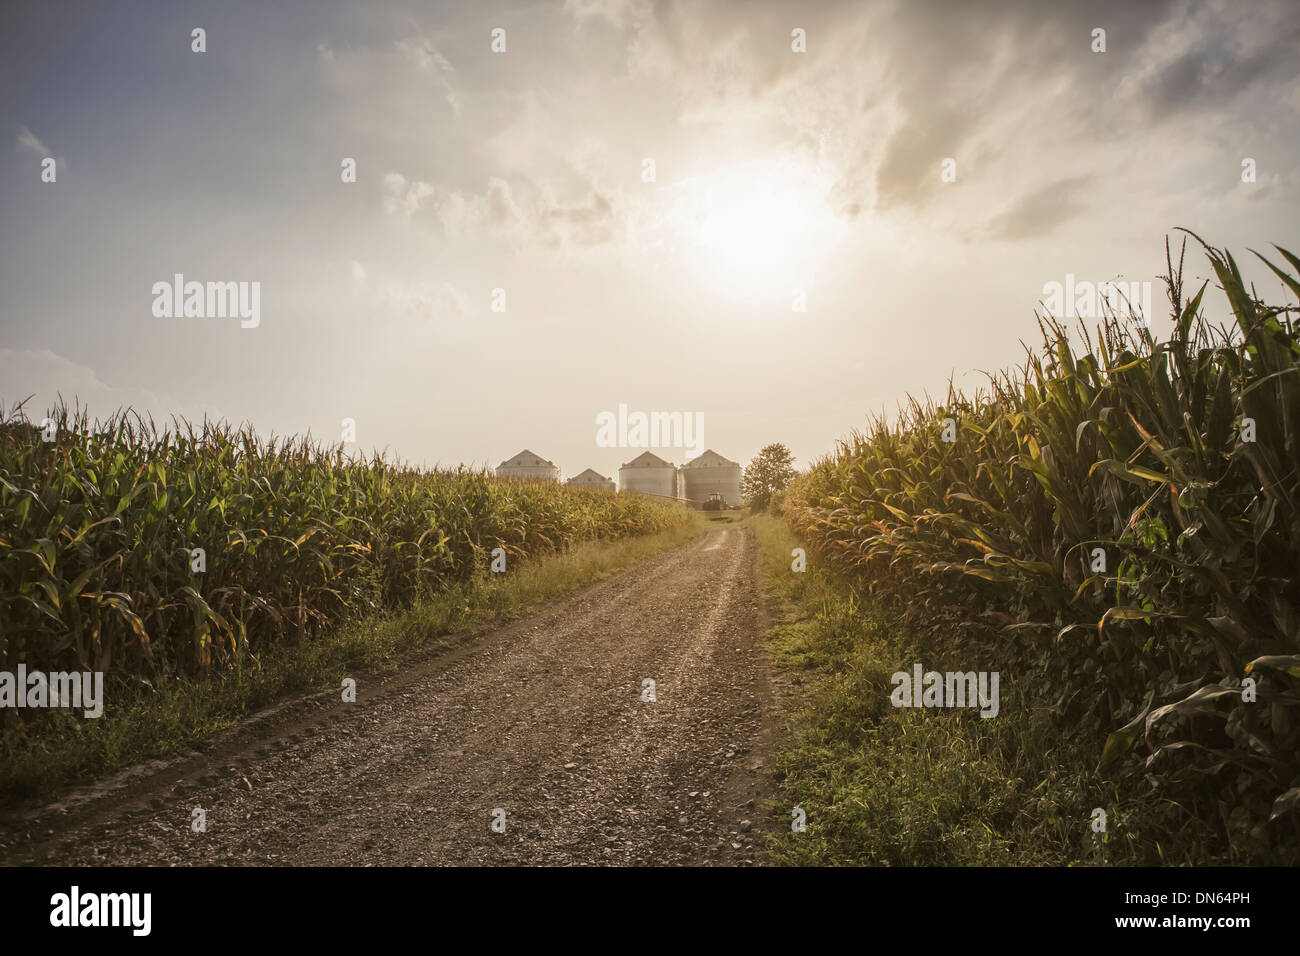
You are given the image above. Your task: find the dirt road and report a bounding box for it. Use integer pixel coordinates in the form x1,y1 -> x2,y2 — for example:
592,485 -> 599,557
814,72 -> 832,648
2,525 -> 778,866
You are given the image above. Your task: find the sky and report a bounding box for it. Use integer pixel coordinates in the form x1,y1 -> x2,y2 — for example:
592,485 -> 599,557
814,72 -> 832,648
2,0 -> 1298,480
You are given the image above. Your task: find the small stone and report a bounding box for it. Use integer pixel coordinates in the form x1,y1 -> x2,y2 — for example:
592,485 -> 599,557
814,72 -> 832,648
740,820 -> 753,832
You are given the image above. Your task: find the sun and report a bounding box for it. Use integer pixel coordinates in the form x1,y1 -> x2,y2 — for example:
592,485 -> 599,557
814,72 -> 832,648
697,187 -> 801,273
682,155 -> 842,296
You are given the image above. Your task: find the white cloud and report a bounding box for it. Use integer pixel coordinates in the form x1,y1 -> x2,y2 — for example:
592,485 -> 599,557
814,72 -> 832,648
315,29 -> 462,122
15,123 -> 67,175
394,32 -> 460,115
377,278 -> 470,323
395,36 -> 454,75
563,0 -> 652,31
15,124 -> 49,155
382,172 -> 436,219
346,261 -> 469,325
381,169 -> 623,252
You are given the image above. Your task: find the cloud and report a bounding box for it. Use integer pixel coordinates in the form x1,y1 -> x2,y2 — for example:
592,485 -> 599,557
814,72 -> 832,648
580,0 -> 1296,230
394,30 -> 460,116
395,36 -> 454,75
15,123 -> 63,171
1113,0 -> 1299,120
15,124 -> 49,155
984,175 -> 1094,241
0,348 -> 171,423
382,171 -> 624,251
382,172 -> 437,218
346,260 -> 469,324
314,28 -> 462,124
539,189 -> 619,247
564,0 -> 651,31
378,279 -> 469,322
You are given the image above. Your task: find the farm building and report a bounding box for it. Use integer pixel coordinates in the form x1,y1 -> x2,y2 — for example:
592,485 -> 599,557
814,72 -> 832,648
496,449 -> 560,482
567,468 -> 615,491
618,451 -> 679,498
680,449 -> 742,507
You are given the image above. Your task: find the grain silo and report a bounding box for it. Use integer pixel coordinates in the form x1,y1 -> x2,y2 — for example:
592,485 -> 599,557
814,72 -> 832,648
496,449 -> 560,482
567,468 -> 615,491
618,451 -> 679,498
680,449 -> 741,506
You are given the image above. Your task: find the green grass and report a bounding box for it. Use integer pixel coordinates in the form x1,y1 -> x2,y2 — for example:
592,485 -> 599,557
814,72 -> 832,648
751,513 -> 1242,865
0,518 -> 703,805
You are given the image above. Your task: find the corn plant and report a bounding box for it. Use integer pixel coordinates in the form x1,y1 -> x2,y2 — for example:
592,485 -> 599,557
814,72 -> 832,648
783,235 -> 1300,858
0,413 -> 687,683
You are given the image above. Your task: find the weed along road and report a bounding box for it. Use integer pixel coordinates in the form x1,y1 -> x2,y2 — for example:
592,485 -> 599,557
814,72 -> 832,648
4,526 -> 776,866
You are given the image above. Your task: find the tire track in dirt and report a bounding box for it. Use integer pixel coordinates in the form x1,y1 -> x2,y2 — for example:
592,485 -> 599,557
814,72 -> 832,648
1,525 -> 777,866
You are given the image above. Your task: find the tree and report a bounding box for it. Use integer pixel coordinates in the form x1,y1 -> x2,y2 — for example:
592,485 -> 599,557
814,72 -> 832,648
742,443 -> 797,512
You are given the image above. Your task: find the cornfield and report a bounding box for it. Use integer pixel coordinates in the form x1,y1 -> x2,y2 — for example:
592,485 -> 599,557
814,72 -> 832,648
0,411 -> 687,680
782,234 -> 1300,858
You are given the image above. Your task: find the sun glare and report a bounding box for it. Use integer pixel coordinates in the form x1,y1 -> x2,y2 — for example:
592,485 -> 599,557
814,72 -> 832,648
683,156 -> 841,296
